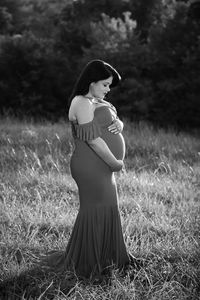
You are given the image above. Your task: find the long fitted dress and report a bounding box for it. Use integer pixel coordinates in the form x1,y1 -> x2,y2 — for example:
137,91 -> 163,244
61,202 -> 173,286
42,104 -> 130,279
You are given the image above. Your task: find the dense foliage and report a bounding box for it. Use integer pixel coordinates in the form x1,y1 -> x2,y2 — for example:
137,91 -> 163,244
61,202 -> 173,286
0,0 -> 199,128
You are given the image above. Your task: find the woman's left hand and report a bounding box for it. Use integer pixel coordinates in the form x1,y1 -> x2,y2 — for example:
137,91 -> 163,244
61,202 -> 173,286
108,118 -> 124,134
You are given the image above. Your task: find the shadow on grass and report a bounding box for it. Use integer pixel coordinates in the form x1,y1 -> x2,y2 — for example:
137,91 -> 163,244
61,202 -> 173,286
0,250 -> 200,300
0,264 -> 79,300
0,253 -> 143,299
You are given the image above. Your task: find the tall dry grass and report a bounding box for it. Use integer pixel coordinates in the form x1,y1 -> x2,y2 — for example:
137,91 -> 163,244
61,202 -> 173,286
0,118 -> 199,299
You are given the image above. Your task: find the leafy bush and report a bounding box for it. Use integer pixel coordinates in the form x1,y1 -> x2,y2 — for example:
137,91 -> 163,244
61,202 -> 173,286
147,2 -> 200,128
0,0 -> 199,128
0,32 -> 75,118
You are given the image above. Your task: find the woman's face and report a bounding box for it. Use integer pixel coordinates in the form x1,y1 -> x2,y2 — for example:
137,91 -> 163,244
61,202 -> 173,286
90,76 -> 113,99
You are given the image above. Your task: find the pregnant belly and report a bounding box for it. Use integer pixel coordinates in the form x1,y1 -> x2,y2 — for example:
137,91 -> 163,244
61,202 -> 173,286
102,130 -> 126,160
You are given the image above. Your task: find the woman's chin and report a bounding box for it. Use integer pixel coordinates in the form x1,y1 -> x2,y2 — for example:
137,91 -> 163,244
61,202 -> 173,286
96,95 -> 105,100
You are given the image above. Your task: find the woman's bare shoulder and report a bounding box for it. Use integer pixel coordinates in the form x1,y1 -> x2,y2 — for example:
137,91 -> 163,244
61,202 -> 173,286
71,95 -> 92,108
69,96 -> 94,123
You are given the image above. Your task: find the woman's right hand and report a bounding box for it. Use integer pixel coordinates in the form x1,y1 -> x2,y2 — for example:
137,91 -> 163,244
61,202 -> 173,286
110,160 -> 124,172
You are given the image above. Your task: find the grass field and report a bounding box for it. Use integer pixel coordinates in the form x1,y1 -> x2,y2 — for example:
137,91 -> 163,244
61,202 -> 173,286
0,118 -> 200,299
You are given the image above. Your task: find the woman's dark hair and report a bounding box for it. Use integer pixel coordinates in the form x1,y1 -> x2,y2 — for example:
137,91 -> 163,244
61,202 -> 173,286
68,59 -> 121,104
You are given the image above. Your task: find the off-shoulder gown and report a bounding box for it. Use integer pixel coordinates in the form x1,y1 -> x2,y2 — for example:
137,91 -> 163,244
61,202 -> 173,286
42,105 -> 130,279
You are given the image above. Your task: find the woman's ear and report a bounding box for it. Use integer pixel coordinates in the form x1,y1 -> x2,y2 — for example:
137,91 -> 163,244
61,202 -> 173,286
89,82 -> 95,90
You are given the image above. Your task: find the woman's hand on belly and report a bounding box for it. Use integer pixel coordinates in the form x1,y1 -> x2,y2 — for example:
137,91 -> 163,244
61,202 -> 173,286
88,137 -> 124,171
110,159 -> 124,172
108,118 -> 124,134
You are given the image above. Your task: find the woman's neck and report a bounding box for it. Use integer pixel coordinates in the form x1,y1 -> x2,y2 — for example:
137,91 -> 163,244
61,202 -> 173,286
83,94 -> 104,104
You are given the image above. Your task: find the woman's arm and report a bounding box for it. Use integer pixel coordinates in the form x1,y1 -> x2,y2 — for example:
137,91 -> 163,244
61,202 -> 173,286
108,118 -> 124,134
87,137 -> 123,172
99,100 -> 123,135
70,96 -> 123,171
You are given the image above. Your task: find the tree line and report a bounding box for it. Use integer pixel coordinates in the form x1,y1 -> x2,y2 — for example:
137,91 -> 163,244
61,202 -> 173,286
0,0 -> 200,129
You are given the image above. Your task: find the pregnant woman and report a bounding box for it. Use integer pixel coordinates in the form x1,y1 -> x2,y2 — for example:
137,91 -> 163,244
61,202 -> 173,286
41,60 -> 138,282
